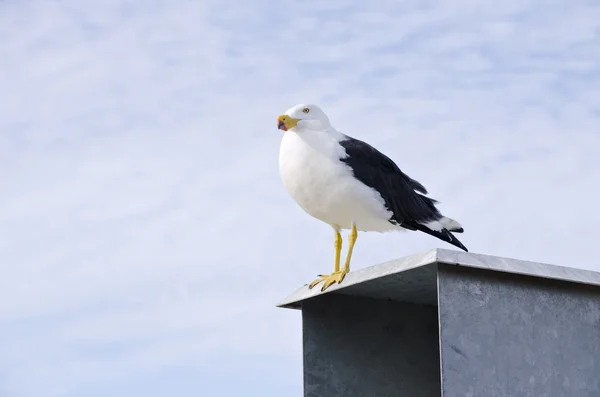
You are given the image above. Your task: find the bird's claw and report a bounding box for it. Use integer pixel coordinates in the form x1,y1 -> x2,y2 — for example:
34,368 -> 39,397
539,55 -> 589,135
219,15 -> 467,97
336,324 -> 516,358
308,271 -> 348,292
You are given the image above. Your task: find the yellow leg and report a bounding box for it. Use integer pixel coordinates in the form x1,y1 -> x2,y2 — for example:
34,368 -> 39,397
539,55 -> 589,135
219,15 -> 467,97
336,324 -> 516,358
333,230 -> 342,273
308,225 -> 356,292
343,223 -> 358,273
309,230 -> 342,290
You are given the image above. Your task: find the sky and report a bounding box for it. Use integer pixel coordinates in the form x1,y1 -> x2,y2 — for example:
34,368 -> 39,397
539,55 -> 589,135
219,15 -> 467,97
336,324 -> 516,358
1,0 -> 599,396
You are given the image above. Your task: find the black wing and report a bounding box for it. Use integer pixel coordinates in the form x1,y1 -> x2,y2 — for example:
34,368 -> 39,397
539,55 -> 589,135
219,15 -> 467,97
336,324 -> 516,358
338,136 -> 467,252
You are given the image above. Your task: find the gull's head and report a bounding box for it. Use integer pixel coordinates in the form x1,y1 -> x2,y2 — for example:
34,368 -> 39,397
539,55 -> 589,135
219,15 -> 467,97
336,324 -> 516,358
277,104 -> 332,132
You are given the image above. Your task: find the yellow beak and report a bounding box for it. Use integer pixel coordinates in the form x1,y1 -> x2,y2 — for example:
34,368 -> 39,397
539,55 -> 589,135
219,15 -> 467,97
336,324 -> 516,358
277,115 -> 300,131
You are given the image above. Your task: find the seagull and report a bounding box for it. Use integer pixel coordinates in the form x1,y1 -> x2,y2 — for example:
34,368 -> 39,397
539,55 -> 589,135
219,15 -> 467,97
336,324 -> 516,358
277,103 -> 467,291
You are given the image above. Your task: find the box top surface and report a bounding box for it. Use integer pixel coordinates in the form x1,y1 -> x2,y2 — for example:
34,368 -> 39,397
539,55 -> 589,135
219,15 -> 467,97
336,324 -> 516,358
277,248 -> 600,310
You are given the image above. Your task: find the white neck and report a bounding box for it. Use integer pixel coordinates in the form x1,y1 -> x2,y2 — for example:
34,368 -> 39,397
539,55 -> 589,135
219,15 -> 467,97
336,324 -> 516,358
291,127 -> 347,158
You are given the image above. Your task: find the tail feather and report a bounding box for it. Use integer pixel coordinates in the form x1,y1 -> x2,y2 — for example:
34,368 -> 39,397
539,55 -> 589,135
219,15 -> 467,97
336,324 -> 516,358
402,220 -> 468,252
440,216 -> 464,233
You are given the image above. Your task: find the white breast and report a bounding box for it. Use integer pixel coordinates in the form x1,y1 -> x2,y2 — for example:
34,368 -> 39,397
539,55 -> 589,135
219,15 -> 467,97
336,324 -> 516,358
278,130 -> 395,232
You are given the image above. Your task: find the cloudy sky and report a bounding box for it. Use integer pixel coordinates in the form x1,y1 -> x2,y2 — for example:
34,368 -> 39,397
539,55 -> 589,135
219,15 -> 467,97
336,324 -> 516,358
1,0 -> 599,396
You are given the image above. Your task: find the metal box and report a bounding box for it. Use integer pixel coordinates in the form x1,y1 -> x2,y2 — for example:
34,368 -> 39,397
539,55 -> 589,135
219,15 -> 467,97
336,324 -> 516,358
278,249 -> 600,397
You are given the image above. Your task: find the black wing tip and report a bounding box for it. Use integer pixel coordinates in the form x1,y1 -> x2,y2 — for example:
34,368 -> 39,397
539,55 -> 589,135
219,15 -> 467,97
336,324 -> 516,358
403,221 -> 468,252
455,239 -> 469,252
444,231 -> 468,252
440,230 -> 468,252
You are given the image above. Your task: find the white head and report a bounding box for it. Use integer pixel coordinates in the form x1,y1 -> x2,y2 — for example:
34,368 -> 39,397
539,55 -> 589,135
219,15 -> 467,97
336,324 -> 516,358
277,104 -> 332,132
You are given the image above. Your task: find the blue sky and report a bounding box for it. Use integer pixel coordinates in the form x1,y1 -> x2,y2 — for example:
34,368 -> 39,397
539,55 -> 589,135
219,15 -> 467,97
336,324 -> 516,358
1,0 -> 600,396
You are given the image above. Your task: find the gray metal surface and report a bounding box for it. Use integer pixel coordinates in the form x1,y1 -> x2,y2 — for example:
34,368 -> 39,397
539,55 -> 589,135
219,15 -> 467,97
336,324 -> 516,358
278,248 -> 600,310
302,294 -> 440,397
279,250 -> 439,309
438,265 -> 600,397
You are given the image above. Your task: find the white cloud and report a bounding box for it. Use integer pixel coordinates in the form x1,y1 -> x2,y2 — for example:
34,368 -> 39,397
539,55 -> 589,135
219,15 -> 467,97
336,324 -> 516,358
1,0 -> 599,395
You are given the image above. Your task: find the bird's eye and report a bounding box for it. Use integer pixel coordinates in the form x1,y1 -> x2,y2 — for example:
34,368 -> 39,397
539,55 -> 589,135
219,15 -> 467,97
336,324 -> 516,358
302,108 -> 310,113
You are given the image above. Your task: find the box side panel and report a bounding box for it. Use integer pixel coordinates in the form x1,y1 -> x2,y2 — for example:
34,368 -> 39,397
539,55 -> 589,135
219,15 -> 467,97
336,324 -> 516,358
302,294 -> 440,397
438,265 -> 600,397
